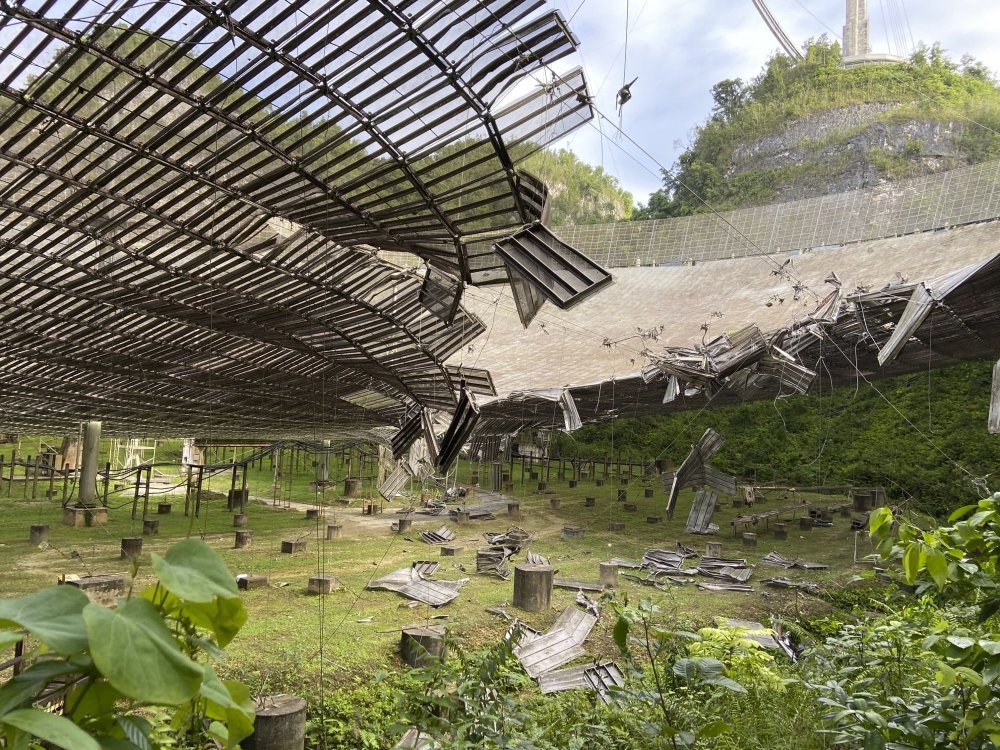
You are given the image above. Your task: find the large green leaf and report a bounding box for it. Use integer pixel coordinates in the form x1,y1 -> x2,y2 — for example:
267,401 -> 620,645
151,539 -> 238,603
144,589 -> 247,648
0,660 -> 81,717
0,586 -> 90,656
925,547 -> 949,589
902,544 -> 922,583
66,681 -> 123,733
199,665 -> 255,749
612,617 -> 630,658
83,599 -> 202,705
1,707 -> 101,750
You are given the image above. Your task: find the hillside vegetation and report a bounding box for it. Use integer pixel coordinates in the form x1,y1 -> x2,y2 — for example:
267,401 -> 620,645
550,359 -> 1000,515
638,39 -> 1000,217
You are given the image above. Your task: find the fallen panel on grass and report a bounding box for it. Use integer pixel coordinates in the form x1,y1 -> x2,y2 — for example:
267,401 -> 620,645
538,661 -> 624,703
420,526 -> 457,545
366,567 -> 468,607
761,551 -> 796,569
526,551 -> 551,566
538,664 -> 594,694
553,578 -> 604,592
609,557 -> 643,569
515,631 -> 589,679
699,557 -> 749,568
576,591 -> 601,617
762,577 -> 820,592
642,549 -> 688,573
476,547 -> 513,578
761,551 -> 829,570
697,566 -> 753,583
513,606 -> 598,678
551,607 -> 599,646
696,582 -> 754,592
410,561 -> 440,577
484,527 -> 533,551
586,662 -> 627,704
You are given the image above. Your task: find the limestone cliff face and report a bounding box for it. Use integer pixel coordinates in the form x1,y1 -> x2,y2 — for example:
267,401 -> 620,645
727,102 -> 965,202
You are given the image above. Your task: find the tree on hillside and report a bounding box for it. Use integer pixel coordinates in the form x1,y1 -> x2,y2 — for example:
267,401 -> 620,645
636,38 -> 1000,219
521,148 -> 634,226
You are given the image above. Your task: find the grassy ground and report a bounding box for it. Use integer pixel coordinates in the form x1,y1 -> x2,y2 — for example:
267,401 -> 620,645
0,447 -> 882,695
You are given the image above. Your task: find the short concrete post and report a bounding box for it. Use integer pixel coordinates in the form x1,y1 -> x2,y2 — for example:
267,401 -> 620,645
609,521 -> 625,531
307,575 -> 340,595
281,539 -> 306,554
78,420 -> 102,506
503,482 -> 514,493
157,502 -> 172,514
537,481 -> 547,492
343,478 -> 361,497
568,480 -> 577,488
120,537 -> 142,560
617,490 -> 627,502
596,479 -> 604,487
456,510 -> 470,525
233,513 -> 248,528
305,508 -> 321,521
242,694 -> 307,750
599,562 -> 618,589
773,523 -> 788,540
549,497 -> 561,510
235,530 -> 253,549
29,524 -> 49,544
623,503 -> 637,512
142,519 -> 159,536
706,542 -> 723,557
585,496 -> 596,507
396,518 -> 412,533
507,502 -> 520,517
512,564 -> 553,612
742,532 -> 758,548
325,524 -> 342,540
400,624 -> 448,667
441,545 -> 464,556
646,515 -> 661,524
644,488 -> 654,498
799,517 -> 814,531
820,509 -> 834,522
562,526 -> 583,539
840,505 -> 853,518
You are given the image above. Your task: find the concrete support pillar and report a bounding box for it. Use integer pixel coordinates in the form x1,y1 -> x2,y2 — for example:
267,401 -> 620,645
599,562 -> 618,588
243,695 -> 307,750
78,421 -> 102,506
316,439 -> 330,483
513,564 -> 553,612
400,624 -> 447,667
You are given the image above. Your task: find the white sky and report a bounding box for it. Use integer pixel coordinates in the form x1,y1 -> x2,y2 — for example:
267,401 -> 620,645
543,0 -> 1000,205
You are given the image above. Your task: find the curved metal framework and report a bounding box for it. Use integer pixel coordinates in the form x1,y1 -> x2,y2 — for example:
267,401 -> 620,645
0,0 -> 596,436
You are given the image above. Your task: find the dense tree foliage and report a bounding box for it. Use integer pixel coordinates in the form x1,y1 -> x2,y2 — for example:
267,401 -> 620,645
521,148 -> 633,226
550,359 -> 999,514
636,39 -> 1000,218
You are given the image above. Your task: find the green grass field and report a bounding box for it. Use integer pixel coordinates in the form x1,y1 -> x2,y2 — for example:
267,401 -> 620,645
0,448 -> 884,696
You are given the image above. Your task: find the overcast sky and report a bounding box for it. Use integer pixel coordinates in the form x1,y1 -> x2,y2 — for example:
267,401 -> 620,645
542,0 -> 1000,206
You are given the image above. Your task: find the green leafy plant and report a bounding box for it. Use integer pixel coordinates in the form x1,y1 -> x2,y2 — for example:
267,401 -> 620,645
610,596 -> 741,749
0,538 -> 254,749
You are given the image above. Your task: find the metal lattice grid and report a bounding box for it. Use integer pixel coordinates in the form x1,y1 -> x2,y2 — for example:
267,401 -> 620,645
0,0 -> 602,436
